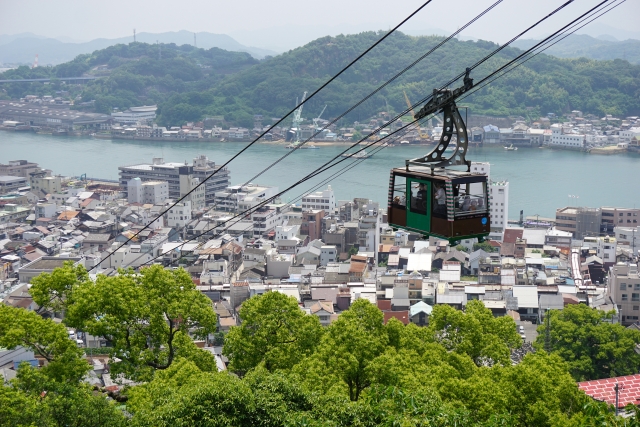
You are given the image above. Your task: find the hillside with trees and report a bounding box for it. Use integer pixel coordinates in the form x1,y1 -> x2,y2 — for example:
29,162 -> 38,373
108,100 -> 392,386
1,31 -> 639,127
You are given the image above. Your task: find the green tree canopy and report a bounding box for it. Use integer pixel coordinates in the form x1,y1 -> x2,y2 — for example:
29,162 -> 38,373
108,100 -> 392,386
534,304 -> 640,381
223,291 -> 324,373
30,263 -> 218,381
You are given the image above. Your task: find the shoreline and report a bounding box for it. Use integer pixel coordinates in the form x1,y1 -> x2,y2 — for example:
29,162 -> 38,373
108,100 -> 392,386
4,128 -> 637,156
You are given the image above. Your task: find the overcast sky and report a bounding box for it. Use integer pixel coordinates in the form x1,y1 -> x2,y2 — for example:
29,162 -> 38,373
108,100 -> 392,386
1,0 -> 637,51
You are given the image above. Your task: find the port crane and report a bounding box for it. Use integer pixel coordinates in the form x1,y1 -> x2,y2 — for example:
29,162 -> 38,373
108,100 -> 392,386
403,91 -> 430,140
388,69 -> 490,244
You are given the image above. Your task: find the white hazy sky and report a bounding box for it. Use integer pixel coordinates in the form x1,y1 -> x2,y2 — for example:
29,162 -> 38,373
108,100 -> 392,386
1,0 -> 637,50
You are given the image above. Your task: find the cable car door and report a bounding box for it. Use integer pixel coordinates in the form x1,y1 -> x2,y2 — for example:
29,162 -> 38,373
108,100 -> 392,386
406,177 -> 431,233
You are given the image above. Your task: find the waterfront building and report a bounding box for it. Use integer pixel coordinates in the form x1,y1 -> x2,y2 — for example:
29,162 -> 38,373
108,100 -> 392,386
301,185 -> 335,213
0,101 -> 111,130
490,181 -> 509,233
608,262 -> 640,326
550,124 -> 585,149
482,125 -> 500,144
111,105 -> 157,125
555,207 -> 601,239
119,155 -> 230,206
0,160 -> 40,178
601,207 -> 640,233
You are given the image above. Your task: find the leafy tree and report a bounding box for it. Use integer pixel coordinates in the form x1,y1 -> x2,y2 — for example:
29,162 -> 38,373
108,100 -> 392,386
29,260 -> 88,314
428,300 -> 521,366
57,264 -> 219,380
0,304 -> 89,383
314,299 -> 388,401
534,304 -> 640,381
223,291 -> 323,373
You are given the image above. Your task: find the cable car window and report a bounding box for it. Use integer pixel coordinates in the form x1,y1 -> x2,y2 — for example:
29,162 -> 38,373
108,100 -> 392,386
410,182 -> 427,215
432,182 -> 447,215
391,175 -> 406,208
453,181 -> 487,217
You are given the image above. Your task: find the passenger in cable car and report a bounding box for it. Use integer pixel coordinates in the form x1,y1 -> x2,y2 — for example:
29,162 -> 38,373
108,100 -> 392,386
433,183 -> 446,215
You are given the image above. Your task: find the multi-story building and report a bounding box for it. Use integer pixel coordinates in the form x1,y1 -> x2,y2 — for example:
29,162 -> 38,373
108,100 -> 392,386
301,185 -> 335,213
0,176 -> 28,194
111,105 -> 157,124
119,155 -> 229,206
251,205 -> 285,238
555,207 -> 601,239
490,181 -> 509,233
584,235 -> 617,266
214,183 -> 279,213
127,178 -> 169,205
29,171 -> 61,196
609,263 -> 640,326
550,124 -> 585,149
0,204 -> 30,223
179,169 -> 205,211
35,202 -> 56,219
167,201 -> 192,228
0,160 -> 40,178
601,207 -> 640,233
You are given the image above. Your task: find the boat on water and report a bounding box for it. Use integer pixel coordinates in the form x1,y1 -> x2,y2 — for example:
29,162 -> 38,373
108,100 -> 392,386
505,144 -> 518,151
340,150 -> 372,159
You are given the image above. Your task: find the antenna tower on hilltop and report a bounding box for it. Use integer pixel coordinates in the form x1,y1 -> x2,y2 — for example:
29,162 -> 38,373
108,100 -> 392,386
32,54 -> 38,69
133,28 -> 136,42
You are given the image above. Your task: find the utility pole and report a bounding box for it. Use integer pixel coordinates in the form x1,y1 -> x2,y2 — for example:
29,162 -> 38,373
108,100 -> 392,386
615,382 -> 622,416
544,306 -> 551,353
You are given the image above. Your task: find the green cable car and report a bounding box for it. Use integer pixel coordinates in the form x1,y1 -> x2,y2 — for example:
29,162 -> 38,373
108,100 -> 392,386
387,70 -> 490,244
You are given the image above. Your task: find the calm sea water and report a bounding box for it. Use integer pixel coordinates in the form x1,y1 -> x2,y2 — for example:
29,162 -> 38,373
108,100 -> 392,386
2,132 -> 639,219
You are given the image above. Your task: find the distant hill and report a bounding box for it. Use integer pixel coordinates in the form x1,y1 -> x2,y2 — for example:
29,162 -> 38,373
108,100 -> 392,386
0,31 -> 277,65
0,32 -> 638,128
512,34 -> 640,64
189,31 -> 640,125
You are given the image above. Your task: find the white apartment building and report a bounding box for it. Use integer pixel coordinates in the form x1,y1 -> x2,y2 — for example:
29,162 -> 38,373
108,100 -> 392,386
301,185 -> 335,213
619,128 -> 640,142
214,183 -> 279,213
35,202 -> 56,219
275,224 -> 300,241
127,178 -> 169,205
550,124 -> 585,149
179,173 -> 205,211
615,226 -> 639,248
490,181 -> 509,233
251,206 -> 284,238
167,201 -> 192,228
584,235 -> 617,264
609,263 -> 640,326
321,245 -> 337,266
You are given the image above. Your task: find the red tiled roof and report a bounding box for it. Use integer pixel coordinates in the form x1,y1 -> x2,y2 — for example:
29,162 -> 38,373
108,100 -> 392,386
377,300 -> 392,311
503,229 -> 524,244
578,374 -> 640,408
383,310 -> 410,325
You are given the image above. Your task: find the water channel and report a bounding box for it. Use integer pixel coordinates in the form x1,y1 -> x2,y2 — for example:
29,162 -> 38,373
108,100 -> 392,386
2,131 -> 639,219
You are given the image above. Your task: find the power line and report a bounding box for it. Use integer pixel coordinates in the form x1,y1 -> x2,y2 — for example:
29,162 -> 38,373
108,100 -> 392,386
102,0 -> 597,271
91,0 -> 437,272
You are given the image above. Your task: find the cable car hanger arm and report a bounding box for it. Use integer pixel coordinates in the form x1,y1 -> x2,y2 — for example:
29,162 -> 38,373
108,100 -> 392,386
407,68 -> 474,173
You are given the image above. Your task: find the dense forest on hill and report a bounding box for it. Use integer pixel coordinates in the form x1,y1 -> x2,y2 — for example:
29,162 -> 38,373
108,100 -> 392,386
1,31 -> 639,127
